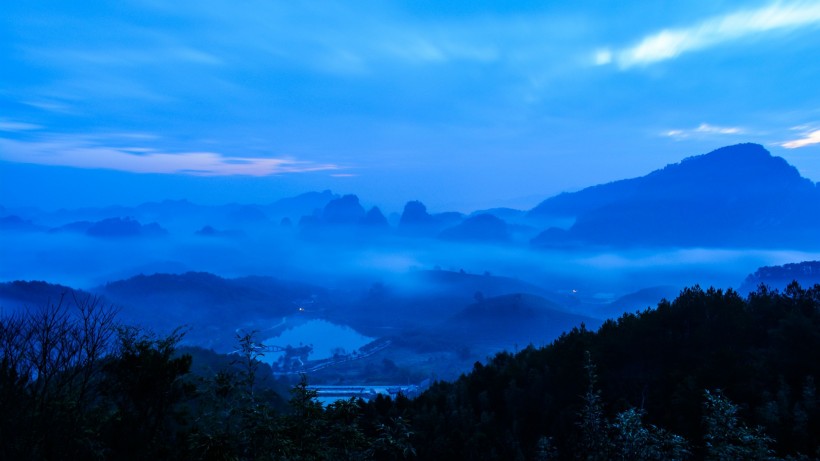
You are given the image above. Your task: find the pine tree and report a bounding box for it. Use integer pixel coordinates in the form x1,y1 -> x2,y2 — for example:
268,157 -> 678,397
576,351 -> 609,460
703,389 -> 777,461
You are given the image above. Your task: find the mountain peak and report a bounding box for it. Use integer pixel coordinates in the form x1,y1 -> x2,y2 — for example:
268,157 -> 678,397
644,143 -> 803,193
399,200 -> 434,227
666,143 -> 789,174
529,143 -> 820,248
321,194 -> 365,224
683,142 -> 769,162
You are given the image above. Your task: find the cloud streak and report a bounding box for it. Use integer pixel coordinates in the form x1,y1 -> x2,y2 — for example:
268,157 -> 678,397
606,1 -> 820,68
782,129 -> 820,148
0,136 -> 339,176
663,123 -> 744,139
0,121 -> 43,132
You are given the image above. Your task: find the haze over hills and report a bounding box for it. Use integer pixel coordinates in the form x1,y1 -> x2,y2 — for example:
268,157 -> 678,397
0,280 -> 89,312
739,260 -> 820,294
3,143 -> 818,248
5,0 -> 820,455
3,143 -> 820,382
444,293 -> 601,347
2,143 -> 820,290
3,139 -> 820,460
97,272 -> 322,349
0,268 -> 603,381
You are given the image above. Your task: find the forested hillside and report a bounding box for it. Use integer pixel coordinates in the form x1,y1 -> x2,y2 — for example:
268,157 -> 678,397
386,282 -> 820,460
2,283 -> 819,460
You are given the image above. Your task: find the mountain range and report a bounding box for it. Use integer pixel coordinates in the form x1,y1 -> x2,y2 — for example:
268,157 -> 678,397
3,143 -> 817,249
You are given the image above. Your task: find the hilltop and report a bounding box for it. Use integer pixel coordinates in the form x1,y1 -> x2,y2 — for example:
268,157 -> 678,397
529,144 -> 820,248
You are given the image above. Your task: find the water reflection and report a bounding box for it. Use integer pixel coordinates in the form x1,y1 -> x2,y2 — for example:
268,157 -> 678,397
260,319 -> 374,362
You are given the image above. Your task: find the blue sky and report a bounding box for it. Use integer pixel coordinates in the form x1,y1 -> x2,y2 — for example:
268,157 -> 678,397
2,0 -> 820,212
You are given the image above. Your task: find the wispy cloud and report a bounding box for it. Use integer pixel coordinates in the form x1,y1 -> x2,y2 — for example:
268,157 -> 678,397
602,1 -> 820,68
593,49 -> 613,65
0,121 -> 42,132
26,45 -> 223,68
782,129 -> 820,148
0,136 -> 339,176
663,123 -> 744,139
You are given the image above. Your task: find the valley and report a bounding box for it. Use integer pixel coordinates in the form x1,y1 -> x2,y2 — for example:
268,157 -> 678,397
3,144 -> 820,386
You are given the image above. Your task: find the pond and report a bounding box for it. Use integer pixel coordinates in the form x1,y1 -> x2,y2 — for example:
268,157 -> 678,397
259,319 -> 375,362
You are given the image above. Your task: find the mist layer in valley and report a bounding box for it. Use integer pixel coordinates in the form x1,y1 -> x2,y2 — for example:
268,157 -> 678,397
3,143 -> 820,382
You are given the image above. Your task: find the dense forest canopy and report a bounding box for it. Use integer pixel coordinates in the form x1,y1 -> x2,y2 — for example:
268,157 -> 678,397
396,282 -> 820,459
2,282 -> 819,460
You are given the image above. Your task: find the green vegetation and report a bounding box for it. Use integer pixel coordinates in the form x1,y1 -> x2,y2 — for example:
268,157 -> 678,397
2,282 -> 819,459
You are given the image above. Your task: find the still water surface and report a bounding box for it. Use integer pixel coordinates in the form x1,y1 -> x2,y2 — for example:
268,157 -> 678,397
261,319 -> 374,362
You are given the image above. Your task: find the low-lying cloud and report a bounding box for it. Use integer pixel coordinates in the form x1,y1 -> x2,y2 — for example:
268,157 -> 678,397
0,136 -> 339,176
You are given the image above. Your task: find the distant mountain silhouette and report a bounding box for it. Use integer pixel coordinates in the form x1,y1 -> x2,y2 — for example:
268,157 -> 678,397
444,293 -> 600,345
194,225 -> 244,238
0,280 -> 88,312
3,272 -> 324,352
133,199 -> 201,221
99,272 -> 315,313
297,195 -> 391,240
46,199 -> 203,228
409,269 -> 580,308
337,269 -> 580,338
439,213 -> 510,242
100,261 -> 191,282
398,201 -> 464,235
361,206 -> 389,227
226,205 -> 269,223
595,285 -> 680,320
263,190 -> 338,221
321,194 -> 366,225
5,143 -> 817,252
97,272 -> 322,350
399,200 -> 435,228
85,217 -> 168,238
12,193 -> 337,235
739,260 -> 820,294
433,211 -> 465,228
530,144 -> 820,248
49,220 -> 93,233
50,217 -> 172,237
470,207 -> 525,221
415,269 -> 549,296
0,215 -> 43,232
